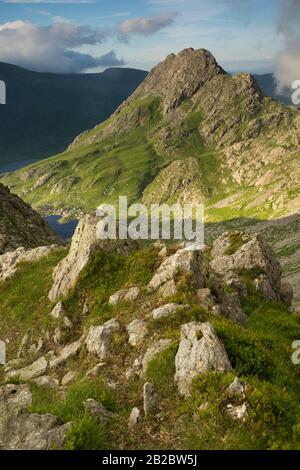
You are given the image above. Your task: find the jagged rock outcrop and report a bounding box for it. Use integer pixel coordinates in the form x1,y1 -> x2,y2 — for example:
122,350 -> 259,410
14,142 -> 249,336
175,322 -> 232,396
0,245 -> 61,281
117,48 -> 225,116
85,319 -> 120,361
210,231 -> 293,305
0,183 -> 63,254
148,244 -> 208,293
48,213 -> 137,302
0,384 -> 72,450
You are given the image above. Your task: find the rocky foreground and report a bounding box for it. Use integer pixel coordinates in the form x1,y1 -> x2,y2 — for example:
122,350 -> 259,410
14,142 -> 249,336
0,213 -> 299,450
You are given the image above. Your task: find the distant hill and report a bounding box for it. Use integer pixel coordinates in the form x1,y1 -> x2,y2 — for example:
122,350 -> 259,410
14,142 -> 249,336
0,63 -> 147,167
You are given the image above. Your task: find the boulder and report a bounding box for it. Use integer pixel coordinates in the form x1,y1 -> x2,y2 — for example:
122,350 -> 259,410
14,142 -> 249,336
210,231 -> 288,304
128,407 -> 141,427
48,213 -> 137,302
50,301 -> 66,319
31,376 -> 59,389
225,403 -> 248,422
151,303 -> 190,320
85,319 -> 120,360
109,287 -> 140,306
143,382 -> 160,417
175,322 -> 232,396
0,245 -> 60,282
83,399 -> 115,423
158,279 -> 177,298
7,356 -> 48,381
61,371 -> 78,386
0,384 -> 71,450
49,338 -> 82,369
148,245 -> 208,293
126,319 -> 148,347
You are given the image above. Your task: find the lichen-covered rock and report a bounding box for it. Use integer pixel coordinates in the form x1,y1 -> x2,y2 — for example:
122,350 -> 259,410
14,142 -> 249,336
175,322 -> 232,397
6,356 -> 48,381
126,319 -> 148,347
85,319 -> 120,360
210,231 -> 290,304
128,407 -> 141,427
0,384 -> 71,450
143,382 -> 160,417
49,338 -> 83,369
151,303 -> 189,320
48,213 -> 136,302
0,245 -> 61,281
225,403 -> 248,422
31,376 -> 59,389
158,279 -> 177,298
83,399 -> 115,423
50,301 -> 66,319
109,287 -> 140,306
148,245 -> 207,293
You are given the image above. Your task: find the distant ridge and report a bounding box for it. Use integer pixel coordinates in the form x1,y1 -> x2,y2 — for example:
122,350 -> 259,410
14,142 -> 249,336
0,62 -> 147,166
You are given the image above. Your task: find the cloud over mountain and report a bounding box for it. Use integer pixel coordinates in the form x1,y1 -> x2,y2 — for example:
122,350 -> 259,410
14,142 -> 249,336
276,0 -> 300,91
117,12 -> 178,38
0,20 -> 124,73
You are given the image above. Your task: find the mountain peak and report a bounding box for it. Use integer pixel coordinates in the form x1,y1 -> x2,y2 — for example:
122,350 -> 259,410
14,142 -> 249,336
121,48 -> 226,114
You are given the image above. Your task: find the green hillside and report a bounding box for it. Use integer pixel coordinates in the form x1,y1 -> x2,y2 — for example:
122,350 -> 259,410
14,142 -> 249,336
2,48 -> 299,223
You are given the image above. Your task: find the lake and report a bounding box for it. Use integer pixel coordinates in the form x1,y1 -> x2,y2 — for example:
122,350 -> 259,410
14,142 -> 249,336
45,215 -> 78,240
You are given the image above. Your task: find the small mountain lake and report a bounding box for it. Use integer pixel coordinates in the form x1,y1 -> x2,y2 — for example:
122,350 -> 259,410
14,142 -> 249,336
45,215 -> 78,240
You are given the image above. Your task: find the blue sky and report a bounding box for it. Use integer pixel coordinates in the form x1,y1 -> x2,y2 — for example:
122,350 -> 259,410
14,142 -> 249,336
0,0 -> 289,74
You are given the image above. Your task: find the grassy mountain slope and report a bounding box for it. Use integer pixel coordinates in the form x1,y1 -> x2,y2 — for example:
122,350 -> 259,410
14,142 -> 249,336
0,63 -> 146,166
3,48 -> 299,222
1,243 -> 300,450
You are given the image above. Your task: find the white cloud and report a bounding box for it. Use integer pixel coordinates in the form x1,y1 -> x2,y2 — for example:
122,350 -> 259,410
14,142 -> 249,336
0,20 -> 124,73
276,0 -> 300,91
117,12 -> 178,38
